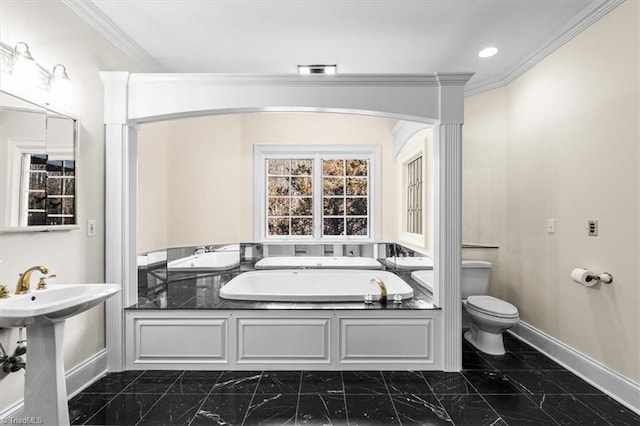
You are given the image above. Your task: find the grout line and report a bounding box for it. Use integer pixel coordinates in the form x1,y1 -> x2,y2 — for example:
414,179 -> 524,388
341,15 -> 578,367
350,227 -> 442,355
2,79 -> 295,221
134,370 -> 185,426
80,370 -> 146,425
294,371 -> 303,424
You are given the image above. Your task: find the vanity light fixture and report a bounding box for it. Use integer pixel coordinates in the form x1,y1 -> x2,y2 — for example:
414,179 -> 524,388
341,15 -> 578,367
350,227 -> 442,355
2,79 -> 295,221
298,64 -> 337,75
11,42 -> 39,89
49,64 -> 72,104
478,47 -> 498,58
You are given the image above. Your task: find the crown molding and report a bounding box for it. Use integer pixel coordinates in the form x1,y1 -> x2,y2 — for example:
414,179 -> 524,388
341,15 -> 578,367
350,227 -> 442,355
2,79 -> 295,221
62,0 -> 162,71
465,0 -> 623,97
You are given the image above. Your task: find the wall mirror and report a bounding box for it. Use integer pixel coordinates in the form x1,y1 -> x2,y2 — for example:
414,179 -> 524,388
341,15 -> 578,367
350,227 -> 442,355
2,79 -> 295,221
0,91 -> 78,231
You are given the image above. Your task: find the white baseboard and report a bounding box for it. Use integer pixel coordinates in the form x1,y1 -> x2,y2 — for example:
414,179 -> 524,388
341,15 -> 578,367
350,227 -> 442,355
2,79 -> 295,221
510,321 -> 640,415
0,349 -> 108,421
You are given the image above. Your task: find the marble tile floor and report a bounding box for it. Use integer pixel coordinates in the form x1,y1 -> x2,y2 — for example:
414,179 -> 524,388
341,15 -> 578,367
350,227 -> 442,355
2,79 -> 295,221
69,334 -> 640,425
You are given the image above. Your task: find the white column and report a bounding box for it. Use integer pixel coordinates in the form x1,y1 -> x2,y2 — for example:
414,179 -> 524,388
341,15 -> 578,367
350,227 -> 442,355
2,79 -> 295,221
101,72 -> 131,372
434,73 -> 471,371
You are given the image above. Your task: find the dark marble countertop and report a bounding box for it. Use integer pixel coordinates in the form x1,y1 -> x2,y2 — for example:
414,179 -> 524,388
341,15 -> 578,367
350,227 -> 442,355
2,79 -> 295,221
131,267 -> 437,310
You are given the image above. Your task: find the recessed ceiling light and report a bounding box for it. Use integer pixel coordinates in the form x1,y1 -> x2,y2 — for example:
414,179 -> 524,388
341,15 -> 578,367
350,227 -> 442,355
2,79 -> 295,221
478,47 -> 498,58
298,64 -> 337,75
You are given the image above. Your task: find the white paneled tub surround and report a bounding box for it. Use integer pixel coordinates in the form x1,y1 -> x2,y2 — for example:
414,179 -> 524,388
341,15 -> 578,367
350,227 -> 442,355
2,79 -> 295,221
254,256 -> 383,270
219,269 -> 413,302
385,256 -> 434,270
167,251 -> 240,272
125,309 -> 441,370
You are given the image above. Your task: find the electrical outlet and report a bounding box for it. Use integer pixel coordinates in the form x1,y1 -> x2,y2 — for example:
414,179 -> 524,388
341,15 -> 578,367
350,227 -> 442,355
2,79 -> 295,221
547,218 -> 556,234
87,219 -> 96,237
588,220 -> 598,236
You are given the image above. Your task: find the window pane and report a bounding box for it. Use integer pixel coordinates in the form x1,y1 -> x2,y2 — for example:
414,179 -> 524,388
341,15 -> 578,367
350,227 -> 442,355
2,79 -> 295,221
28,212 -> 46,226
268,159 -> 290,175
323,198 -> 344,215
323,177 -> 344,196
63,160 -> 75,176
323,218 -> 344,236
29,172 -> 46,191
47,178 -> 62,195
63,179 -> 75,195
292,217 -> 313,236
291,197 -> 312,216
47,160 -> 64,176
268,177 -> 289,196
268,197 -> 290,216
346,159 -> 368,176
322,159 -> 344,176
407,155 -> 423,234
346,178 -> 367,196
47,199 -> 62,214
346,198 -> 367,215
291,159 -> 312,175
268,218 -> 290,235
30,155 -> 47,170
291,177 -> 312,196
346,218 -> 368,236
28,193 -> 46,210
62,198 -> 74,215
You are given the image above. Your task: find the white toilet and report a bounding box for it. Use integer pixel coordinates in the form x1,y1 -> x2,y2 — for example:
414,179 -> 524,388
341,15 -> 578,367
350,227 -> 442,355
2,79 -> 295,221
462,261 -> 519,355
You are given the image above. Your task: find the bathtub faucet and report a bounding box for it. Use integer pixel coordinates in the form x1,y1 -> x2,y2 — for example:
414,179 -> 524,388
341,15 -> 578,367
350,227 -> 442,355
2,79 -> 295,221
371,278 -> 388,304
193,247 -> 206,255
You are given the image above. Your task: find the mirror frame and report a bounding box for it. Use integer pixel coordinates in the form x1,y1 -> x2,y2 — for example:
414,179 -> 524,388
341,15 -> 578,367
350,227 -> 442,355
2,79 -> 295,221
0,90 -> 80,233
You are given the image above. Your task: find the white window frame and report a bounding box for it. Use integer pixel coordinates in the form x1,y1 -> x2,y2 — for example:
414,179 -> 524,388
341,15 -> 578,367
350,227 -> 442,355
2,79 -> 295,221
398,142 -> 426,248
254,144 -> 381,242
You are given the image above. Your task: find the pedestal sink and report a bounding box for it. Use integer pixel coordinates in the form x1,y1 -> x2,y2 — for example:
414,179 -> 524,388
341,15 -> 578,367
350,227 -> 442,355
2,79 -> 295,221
0,283 -> 120,426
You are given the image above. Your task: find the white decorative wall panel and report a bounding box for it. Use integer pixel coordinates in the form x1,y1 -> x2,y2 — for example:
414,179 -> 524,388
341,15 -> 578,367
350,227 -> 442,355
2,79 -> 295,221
339,318 -> 433,363
237,317 -> 330,363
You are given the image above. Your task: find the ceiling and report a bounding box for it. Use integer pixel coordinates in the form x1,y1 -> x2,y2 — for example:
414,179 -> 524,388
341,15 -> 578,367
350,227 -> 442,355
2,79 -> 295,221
64,0 -> 621,95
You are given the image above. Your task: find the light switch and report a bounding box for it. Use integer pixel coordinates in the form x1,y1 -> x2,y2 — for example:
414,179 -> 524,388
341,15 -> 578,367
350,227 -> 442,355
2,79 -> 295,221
87,219 -> 96,237
547,218 -> 556,234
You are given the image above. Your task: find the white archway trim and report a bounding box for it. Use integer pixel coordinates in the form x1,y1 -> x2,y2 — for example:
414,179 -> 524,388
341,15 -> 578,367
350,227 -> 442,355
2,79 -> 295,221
101,72 -> 472,372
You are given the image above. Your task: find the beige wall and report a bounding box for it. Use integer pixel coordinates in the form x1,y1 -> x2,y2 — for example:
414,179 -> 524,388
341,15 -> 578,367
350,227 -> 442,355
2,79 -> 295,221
463,1 -> 639,380
0,0 -> 145,411
138,112 -> 398,250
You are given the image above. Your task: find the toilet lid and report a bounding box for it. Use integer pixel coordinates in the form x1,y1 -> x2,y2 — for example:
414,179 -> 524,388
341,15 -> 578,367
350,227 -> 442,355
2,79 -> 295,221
467,295 -> 519,318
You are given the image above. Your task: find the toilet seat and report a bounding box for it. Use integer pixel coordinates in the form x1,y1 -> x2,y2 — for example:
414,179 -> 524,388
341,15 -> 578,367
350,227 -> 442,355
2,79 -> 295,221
466,295 -> 519,319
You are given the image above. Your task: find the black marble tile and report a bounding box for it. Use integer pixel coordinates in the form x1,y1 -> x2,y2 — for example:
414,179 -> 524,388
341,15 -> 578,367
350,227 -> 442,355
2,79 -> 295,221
123,370 -> 182,394
210,371 -> 262,394
81,371 -> 143,394
382,371 -> 432,395
167,371 -> 221,394
482,352 -> 536,370
297,394 -> 348,425
502,335 -> 537,352
503,370 -> 566,395
514,352 -> 566,370
68,393 -> 113,425
422,371 -> 477,394
243,393 -> 298,425
528,394 -> 609,425
462,351 -> 495,370
391,393 -> 453,425
84,393 -> 159,425
342,371 -> 388,394
461,338 -> 478,352
255,371 -> 301,394
437,394 -> 504,426
577,394 -> 640,426
190,393 -> 253,425
462,371 -> 522,394
137,393 -> 206,425
542,370 -> 603,394
300,371 -> 344,394
482,394 -> 558,426
345,394 -> 400,425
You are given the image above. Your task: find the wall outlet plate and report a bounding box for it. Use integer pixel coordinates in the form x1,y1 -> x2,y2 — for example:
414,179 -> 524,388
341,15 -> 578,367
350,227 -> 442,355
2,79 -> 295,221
588,220 -> 598,236
87,219 -> 96,237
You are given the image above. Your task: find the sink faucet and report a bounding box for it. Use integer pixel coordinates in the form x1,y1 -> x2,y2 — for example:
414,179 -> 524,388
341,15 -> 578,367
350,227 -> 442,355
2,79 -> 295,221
15,266 -> 49,295
371,278 -> 388,304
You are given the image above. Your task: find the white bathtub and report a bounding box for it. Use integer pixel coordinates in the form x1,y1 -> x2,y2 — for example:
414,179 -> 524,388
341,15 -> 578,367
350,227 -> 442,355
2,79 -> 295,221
411,270 -> 434,293
220,269 -> 414,302
167,251 -> 239,271
254,256 -> 382,270
384,256 -> 433,270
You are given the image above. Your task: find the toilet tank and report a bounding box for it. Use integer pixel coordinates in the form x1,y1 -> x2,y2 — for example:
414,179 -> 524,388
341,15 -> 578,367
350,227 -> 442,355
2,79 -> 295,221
461,260 -> 492,299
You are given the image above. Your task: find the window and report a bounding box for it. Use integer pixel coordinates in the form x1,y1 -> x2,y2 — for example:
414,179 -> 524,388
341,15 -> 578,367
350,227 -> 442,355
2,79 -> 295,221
255,145 -> 379,241
406,155 -> 422,234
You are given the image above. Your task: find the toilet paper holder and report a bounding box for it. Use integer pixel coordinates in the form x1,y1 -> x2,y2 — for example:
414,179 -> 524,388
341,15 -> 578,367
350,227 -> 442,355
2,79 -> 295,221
584,270 -> 614,284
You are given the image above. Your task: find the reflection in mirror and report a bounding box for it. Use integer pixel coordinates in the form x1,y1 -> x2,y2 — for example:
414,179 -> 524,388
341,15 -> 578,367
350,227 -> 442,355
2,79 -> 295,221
0,91 -> 77,230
